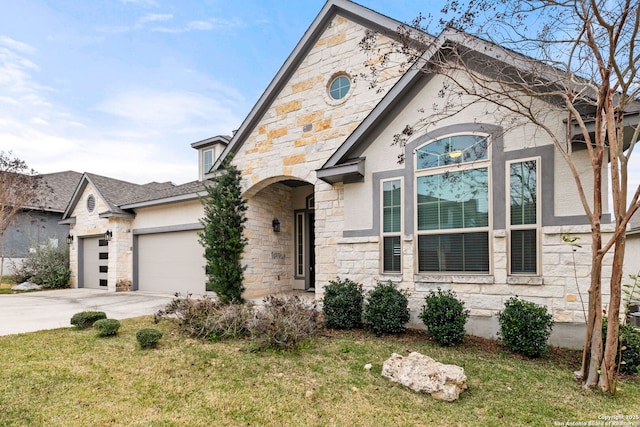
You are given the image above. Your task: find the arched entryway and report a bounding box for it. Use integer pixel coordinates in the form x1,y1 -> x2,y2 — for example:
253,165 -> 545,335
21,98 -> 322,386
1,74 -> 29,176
242,177 -> 314,298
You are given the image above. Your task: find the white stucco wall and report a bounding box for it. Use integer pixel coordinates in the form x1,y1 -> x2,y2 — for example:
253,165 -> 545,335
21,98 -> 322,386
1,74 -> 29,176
131,199 -> 204,230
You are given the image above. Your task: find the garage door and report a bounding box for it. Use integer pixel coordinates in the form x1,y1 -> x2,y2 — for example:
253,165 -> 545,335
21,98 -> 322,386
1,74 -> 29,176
137,230 -> 207,295
82,237 -> 109,289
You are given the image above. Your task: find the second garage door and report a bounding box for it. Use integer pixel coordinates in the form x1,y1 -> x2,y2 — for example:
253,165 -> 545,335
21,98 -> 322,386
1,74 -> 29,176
137,230 -> 207,295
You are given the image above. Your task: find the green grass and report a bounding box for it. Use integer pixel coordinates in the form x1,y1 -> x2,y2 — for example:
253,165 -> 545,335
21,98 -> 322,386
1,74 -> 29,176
1,317 -> 638,426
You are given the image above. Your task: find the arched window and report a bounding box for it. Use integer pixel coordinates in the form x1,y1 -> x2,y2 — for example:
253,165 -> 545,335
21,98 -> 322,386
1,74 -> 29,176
415,135 -> 490,273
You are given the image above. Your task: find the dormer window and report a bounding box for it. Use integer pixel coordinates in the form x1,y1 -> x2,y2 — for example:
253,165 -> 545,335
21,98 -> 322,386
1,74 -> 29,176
203,149 -> 213,174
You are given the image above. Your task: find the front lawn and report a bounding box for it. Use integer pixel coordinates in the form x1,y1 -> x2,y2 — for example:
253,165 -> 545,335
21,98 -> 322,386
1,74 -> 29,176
0,317 -> 638,426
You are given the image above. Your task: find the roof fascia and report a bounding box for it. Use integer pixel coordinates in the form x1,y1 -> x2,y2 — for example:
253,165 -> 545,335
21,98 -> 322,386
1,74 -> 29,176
98,211 -> 135,219
62,174 -> 90,219
191,135 -> 230,149
316,158 -> 365,184
120,191 -> 206,210
212,0 -> 408,171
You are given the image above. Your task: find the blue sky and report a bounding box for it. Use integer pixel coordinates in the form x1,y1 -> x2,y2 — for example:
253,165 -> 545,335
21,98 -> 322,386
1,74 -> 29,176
0,0 -> 638,206
0,0 -> 435,184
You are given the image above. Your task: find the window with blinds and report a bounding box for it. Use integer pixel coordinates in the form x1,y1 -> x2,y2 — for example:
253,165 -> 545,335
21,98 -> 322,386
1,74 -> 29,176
415,135 -> 491,273
382,179 -> 402,273
508,159 -> 539,274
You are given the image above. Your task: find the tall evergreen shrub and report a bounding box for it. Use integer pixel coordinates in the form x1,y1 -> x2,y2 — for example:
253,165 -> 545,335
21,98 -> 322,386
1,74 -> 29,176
199,155 -> 248,304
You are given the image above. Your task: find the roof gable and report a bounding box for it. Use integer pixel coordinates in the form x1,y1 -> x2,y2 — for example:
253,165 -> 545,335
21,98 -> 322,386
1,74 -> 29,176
212,0 -> 410,172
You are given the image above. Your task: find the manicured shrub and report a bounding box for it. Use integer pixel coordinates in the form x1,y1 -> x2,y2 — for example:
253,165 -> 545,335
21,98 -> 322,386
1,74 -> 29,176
602,318 -> 640,375
154,294 -> 252,340
322,277 -> 363,329
93,319 -> 121,337
363,281 -> 410,335
419,288 -> 469,346
136,328 -> 163,349
247,295 -> 321,351
497,297 -> 554,358
70,311 -> 107,329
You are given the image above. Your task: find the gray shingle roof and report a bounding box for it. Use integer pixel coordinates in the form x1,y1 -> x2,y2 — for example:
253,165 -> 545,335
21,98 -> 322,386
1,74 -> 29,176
119,179 -> 208,206
29,171 -> 83,213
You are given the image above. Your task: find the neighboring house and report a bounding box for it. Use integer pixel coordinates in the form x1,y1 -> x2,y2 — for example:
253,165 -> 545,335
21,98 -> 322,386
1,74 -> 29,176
3,171 -> 82,270
63,0 -> 639,348
61,171 -> 212,294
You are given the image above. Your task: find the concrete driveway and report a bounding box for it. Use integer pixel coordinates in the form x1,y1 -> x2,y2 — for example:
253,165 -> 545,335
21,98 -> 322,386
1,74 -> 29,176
0,288 -> 175,336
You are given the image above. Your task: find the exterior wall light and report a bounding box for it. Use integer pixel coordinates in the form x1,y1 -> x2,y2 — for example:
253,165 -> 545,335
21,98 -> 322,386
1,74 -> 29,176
104,230 -> 113,241
272,218 -> 280,233
66,234 -> 74,244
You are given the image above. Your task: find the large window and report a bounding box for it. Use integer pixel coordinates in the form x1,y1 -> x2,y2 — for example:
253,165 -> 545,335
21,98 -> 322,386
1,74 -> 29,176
415,135 -> 490,273
508,159 -> 539,274
382,179 -> 402,273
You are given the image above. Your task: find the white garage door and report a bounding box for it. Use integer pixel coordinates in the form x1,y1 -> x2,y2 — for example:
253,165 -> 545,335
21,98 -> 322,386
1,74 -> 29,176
137,230 -> 207,295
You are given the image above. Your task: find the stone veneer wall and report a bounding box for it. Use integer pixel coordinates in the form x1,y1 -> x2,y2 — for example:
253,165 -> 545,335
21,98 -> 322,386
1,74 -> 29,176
243,183 -> 294,298
333,223 -> 614,348
233,14 -> 404,296
68,183 -> 133,291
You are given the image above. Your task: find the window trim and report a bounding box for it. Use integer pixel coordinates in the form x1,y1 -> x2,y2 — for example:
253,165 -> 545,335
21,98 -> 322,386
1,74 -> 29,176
413,133 -> 493,275
506,156 -> 541,276
294,211 -> 306,279
381,177 -> 403,274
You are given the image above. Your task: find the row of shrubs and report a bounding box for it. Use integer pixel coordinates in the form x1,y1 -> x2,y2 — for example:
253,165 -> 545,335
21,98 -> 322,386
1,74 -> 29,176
150,278 -> 639,373
70,311 -> 163,349
324,278 -> 555,358
151,280 -> 550,356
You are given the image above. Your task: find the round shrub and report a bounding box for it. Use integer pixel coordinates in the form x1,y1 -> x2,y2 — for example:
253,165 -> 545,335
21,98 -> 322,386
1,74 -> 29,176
93,319 -> 121,337
70,311 -> 107,329
419,288 -> 469,346
322,277 -> 363,329
497,297 -> 554,358
363,281 -> 410,335
136,328 -> 164,349
602,318 -> 640,375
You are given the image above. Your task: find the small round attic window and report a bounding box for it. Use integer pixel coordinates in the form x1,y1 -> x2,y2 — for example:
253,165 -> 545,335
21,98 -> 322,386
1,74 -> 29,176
328,75 -> 351,100
87,195 -> 95,212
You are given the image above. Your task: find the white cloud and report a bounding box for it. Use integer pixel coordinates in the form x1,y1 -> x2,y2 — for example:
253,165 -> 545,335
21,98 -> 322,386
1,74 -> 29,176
0,36 -> 36,55
137,13 -> 173,26
95,87 -> 241,128
119,0 -> 159,7
152,17 -> 243,33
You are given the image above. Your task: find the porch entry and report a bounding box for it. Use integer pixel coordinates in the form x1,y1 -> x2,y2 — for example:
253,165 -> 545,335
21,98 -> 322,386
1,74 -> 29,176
81,236 -> 108,289
295,194 -> 315,291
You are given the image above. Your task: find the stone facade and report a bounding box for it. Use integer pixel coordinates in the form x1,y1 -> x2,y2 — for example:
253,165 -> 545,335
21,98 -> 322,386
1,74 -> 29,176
232,14 -> 404,297
68,183 -> 134,292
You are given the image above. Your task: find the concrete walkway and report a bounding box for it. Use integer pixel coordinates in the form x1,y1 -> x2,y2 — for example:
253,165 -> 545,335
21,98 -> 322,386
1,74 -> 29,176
0,288 -> 175,336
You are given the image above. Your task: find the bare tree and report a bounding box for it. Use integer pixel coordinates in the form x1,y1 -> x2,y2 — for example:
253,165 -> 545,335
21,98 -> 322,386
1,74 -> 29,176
361,0 -> 640,393
0,152 -> 42,280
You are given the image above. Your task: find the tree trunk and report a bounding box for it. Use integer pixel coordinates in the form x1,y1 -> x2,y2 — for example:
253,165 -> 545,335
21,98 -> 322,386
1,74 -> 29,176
583,250 -> 604,387
600,229 -> 626,390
